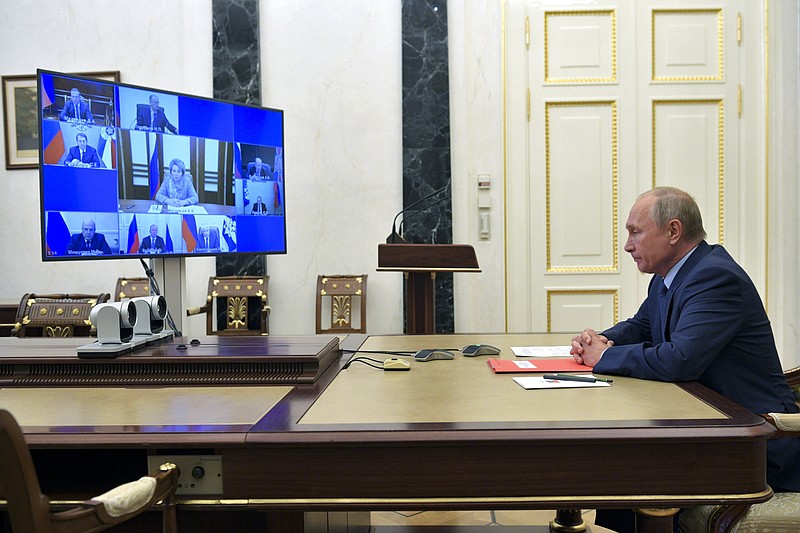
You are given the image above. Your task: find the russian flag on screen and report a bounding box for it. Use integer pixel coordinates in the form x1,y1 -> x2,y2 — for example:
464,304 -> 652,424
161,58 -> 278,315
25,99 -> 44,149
41,75 -> 55,109
243,182 -> 250,206
149,133 -> 161,199
182,215 -> 198,252
165,225 -> 174,252
96,127 -> 116,169
42,121 -> 65,165
45,211 -> 71,256
273,182 -> 281,209
127,215 -> 139,254
233,142 -> 242,179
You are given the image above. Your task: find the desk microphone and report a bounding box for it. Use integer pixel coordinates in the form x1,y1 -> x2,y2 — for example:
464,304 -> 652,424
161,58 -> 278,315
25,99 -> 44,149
386,182 -> 451,243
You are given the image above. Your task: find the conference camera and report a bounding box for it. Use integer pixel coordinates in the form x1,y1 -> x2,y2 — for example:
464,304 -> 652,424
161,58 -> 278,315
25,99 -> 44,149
131,295 -> 168,335
89,300 -> 137,345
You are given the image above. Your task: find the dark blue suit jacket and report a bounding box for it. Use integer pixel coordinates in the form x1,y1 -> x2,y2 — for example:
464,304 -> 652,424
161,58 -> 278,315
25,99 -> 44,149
59,100 -> 94,122
65,233 -> 112,255
597,241 -> 800,490
65,145 -> 102,167
140,235 -> 165,252
136,106 -> 177,134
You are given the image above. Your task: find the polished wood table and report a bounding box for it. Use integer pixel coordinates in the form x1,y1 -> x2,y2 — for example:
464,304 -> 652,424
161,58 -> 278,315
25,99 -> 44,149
0,334 -> 773,533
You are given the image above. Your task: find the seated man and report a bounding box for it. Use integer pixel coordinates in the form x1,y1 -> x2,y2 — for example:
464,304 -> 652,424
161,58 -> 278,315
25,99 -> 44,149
570,186 -> 800,533
59,88 -> 94,123
250,196 -> 268,215
136,94 -> 177,134
247,157 -> 271,179
196,224 -> 220,252
64,133 -> 103,168
139,224 -> 165,253
66,219 -> 112,255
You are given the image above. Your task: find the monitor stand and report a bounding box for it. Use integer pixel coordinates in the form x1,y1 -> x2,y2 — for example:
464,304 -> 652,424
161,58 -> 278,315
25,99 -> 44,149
152,256 -> 186,335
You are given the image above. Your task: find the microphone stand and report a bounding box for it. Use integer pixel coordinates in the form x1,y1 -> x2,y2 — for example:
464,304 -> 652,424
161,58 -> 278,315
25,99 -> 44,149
387,182 -> 451,243
397,193 -> 451,243
139,258 -> 182,336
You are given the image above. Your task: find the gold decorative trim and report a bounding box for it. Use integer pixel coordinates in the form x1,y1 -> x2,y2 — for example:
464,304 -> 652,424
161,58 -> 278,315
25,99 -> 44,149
544,10 -> 617,84
547,289 -> 619,332
651,99 -> 725,244
651,9 -> 724,82
130,487 -> 772,507
545,101 -> 619,272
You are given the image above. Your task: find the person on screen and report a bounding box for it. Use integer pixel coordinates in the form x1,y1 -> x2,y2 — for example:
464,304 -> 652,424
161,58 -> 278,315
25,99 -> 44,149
59,88 -> 94,123
65,219 -> 112,255
136,94 -> 177,134
64,133 -> 103,168
155,158 -> 199,207
248,157 -> 271,179
139,224 -> 165,253
197,224 -> 220,252
250,196 -> 268,215
569,187 -> 800,533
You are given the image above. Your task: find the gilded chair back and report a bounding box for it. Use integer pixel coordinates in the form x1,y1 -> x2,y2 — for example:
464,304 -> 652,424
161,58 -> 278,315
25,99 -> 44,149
114,277 -> 152,301
13,293 -> 111,338
316,275 -> 367,334
186,276 -> 270,335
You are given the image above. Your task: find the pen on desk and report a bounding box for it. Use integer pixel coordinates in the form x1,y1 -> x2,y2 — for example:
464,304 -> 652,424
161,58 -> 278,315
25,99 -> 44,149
542,373 -> 613,383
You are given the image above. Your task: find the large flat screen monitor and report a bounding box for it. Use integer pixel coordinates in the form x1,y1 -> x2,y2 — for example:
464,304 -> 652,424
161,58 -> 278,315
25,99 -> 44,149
37,69 -> 286,260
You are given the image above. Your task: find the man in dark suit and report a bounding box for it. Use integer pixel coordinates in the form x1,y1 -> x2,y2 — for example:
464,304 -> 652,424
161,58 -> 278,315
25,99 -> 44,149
65,219 -> 112,255
571,187 -> 800,532
64,133 -> 103,168
136,94 -> 177,134
250,196 -> 268,215
248,157 -> 271,179
140,224 -> 165,253
59,88 -> 94,122
197,224 -> 220,252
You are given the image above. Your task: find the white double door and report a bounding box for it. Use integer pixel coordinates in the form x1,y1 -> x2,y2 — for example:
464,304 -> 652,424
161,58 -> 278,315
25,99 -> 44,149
505,0 -> 764,333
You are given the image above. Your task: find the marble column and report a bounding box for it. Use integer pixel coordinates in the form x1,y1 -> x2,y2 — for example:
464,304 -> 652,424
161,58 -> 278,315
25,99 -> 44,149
212,0 -> 265,277
402,0 -> 453,333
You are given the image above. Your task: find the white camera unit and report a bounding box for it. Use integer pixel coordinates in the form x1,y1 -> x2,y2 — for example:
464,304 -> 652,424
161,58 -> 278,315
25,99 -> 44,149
90,300 -> 137,344
130,295 -> 174,343
77,301 -> 141,358
131,295 -> 167,334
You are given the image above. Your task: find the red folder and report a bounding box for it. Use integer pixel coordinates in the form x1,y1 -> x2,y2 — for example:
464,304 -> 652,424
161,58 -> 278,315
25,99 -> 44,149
487,358 -> 592,373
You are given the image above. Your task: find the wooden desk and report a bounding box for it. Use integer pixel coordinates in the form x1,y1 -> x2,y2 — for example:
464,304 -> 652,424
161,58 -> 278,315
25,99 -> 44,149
0,334 -> 773,533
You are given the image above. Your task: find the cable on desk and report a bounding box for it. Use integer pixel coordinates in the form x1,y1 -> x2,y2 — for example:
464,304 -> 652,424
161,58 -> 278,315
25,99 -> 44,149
343,356 -> 387,370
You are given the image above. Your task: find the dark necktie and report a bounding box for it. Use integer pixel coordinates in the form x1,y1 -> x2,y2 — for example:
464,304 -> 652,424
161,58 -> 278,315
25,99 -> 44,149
80,150 -> 84,162
658,281 -> 669,337
75,104 -> 79,120
85,239 -> 91,250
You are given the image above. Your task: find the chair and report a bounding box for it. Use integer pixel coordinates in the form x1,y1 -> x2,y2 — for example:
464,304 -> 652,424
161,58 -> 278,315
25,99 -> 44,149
114,277 -> 152,301
316,275 -> 367,334
186,276 -> 270,335
0,408 -> 178,533
678,365 -> 800,533
12,293 -> 111,338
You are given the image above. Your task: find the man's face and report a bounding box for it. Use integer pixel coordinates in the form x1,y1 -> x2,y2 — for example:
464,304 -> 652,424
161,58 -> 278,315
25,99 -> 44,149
200,227 -> 209,237
255,158 -> 262,169
623,195 -> 673,276
77,135 -> 87,149
81,222 -> 96,240
150,96 -> 159,111
150,225 -> 158,238
70,89 -> 80,104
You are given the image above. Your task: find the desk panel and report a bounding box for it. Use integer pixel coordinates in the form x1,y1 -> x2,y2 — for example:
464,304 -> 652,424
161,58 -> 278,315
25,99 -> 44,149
301,334 -> 723,425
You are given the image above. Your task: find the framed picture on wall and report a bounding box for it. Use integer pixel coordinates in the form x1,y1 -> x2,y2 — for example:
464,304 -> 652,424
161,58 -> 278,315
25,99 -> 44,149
2,71 -> 120,170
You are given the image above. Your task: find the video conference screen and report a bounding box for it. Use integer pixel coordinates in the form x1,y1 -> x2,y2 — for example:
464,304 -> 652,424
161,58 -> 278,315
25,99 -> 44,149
36,69 -> 286,261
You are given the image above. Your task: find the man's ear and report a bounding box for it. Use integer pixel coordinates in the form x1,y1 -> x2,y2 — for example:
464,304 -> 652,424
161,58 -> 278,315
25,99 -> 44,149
667,218 -> 683,244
